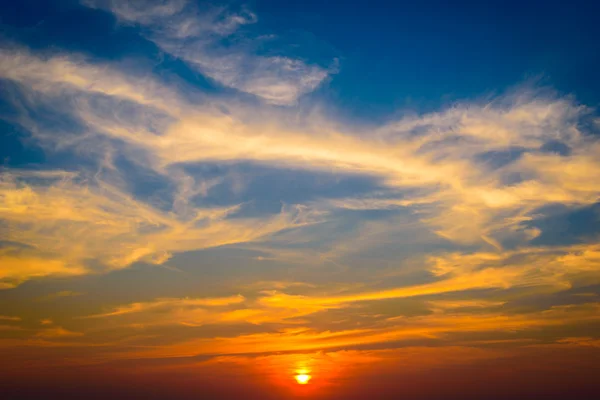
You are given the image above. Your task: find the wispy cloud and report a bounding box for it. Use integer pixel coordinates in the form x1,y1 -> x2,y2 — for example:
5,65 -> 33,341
82,0 -> 333,105
86,295 -> 246,318
0,315 -> 21,322
1,43 -> 599,290
257,243 -> 600,316
0,168 -> 316,287
104,301 -> 600,359
64,241 -> 600,351
37,291 -> 84,302
35,326 -> 84,338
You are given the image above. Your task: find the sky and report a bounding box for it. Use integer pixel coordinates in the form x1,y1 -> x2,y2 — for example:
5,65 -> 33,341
1,0 -> 600,399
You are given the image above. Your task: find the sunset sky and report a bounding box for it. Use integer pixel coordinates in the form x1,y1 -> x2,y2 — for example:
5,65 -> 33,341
1,1 -> 600,399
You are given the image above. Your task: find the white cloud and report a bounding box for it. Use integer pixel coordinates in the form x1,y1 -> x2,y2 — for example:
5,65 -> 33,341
82,0 -> 332,105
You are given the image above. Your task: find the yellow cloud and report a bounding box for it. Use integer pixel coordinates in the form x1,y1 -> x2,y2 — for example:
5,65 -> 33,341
70,243 -> 600,334
426,299 -> 506,310
35,327 -> 84,339
0,169 -> 321,287
0,251 -> 87,289
116,302 -> 600,359
257,244 -> 600,316
86,295 -> 246,318
0,315 -> 21,322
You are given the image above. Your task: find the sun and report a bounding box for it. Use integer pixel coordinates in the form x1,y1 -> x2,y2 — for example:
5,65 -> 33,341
295,374 -> 311,385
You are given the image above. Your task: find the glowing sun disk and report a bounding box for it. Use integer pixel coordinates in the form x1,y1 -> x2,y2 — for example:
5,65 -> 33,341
295,374 -> 311,384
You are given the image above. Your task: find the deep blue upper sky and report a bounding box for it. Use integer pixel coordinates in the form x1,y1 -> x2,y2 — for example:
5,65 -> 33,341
2,0 -> 600,119
253,0 -> 600,115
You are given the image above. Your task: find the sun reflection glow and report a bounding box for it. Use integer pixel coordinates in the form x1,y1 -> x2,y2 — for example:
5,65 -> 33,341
295,374 -> 311,384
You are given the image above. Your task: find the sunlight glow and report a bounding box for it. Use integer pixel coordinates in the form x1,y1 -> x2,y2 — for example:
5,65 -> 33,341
295,374 -> 311,384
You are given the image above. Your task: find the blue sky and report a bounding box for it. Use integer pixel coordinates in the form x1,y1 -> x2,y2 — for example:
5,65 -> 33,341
4,0 -> 600,116
1,1 -> 600,399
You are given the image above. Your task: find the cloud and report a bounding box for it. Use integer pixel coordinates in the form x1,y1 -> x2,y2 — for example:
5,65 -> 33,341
426,299 -> 506,310
0,248 -> 87,289
37,291 -> 84,302
0,47 -> 182,113
556,337 -> 600,348
0,46 -> 331,287
257,243 -> 600,316
109,301 -> 600,359
1,44 -> 600,291
86,295 -> 246,318
35,326 -> 84,338
82,0 -> 189,24
82,0 -> 332,105
0,168 -> 317,287
80,292 -> 324,327
66,241 -> 600,347
0,315 -> 21,322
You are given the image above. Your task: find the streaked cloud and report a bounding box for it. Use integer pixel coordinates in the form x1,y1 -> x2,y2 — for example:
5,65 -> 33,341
257,243 -> 600,315
0,166 -> 317,287
0,248 -> 87,289
556,336 -> 600,347
82,0 -> 333,105
0,315 -> 21,322
37,291 -> 84,302
35,326 -> 84,338
86,295 -> 245,318
100,301 -> 599,359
